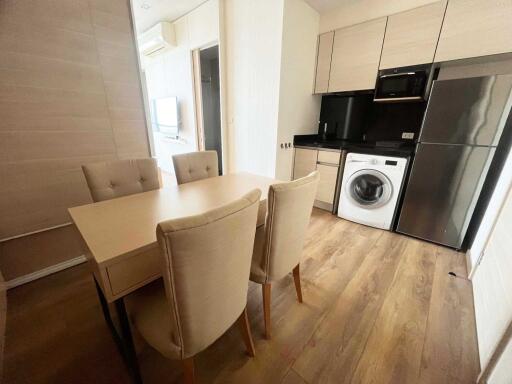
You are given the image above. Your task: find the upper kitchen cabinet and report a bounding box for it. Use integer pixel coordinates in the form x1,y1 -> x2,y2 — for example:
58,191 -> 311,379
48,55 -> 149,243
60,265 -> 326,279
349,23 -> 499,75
314,31 -> 334,94
380,1 -> 447,69
435,0 -> 512,62
328,17 -> 387,92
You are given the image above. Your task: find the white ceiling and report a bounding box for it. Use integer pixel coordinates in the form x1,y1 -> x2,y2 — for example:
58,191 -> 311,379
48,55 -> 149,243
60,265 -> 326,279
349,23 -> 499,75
132,0 -> 207,33
304,0 -> 353,13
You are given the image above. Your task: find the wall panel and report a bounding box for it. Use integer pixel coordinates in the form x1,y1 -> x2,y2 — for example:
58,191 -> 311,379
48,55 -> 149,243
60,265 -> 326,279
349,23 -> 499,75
0,0 -> 149,279
0,225 -> 86,281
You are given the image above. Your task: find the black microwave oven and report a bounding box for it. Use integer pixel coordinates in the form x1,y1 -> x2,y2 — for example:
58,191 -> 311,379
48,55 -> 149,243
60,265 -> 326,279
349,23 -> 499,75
374,64 -> 433,102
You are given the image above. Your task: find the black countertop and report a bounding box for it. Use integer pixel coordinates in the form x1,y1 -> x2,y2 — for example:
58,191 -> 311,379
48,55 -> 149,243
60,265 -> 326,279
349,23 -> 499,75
293,134 -> 416,157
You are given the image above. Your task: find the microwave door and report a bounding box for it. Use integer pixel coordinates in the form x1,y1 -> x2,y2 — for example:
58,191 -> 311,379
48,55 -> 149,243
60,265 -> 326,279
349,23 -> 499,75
374,72 -> 425,102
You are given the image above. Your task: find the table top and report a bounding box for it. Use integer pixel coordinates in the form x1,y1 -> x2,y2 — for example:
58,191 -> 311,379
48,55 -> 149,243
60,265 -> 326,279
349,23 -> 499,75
69,173 -> 278,267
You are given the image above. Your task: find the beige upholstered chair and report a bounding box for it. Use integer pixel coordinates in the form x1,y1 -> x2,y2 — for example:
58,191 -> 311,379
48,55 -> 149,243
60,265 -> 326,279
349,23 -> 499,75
250,171 -> 319,338
127,189 -> 261,384
172,150 -> 219,185
82,158 -> 160,202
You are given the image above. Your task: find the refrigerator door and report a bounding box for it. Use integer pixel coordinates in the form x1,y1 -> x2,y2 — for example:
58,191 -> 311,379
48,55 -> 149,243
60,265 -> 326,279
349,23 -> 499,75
397,143 -> 495,248
420,75 -> 512,146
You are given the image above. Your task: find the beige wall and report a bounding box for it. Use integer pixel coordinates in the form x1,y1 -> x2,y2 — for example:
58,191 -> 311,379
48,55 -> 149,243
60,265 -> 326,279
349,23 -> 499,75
142,0 -> 220,173
319,0 -> 438,33
473,186 -> 512,378
0,0 -> 149,280
488,334 -> 512,384
275,0 -> 321,180
223,0 -> 284,177
223,0 -> 321,179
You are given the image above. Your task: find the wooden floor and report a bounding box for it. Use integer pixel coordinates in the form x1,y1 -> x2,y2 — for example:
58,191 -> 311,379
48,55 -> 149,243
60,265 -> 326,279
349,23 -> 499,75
3,209 -> 480,384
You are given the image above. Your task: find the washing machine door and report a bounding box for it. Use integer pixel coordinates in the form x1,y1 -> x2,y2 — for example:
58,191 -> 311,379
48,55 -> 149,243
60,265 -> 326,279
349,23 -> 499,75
346,169 -> 393,208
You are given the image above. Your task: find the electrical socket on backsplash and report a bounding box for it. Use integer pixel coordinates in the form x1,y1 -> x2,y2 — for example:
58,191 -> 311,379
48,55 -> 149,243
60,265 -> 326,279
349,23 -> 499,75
402,132 -> 415,139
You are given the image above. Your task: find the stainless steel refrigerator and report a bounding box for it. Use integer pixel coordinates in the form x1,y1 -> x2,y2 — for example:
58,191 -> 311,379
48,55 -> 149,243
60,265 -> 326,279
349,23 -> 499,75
397,75 -> 512,249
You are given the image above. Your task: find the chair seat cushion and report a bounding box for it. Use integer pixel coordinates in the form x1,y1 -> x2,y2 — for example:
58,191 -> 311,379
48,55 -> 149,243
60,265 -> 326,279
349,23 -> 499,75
126,279 -> 181,359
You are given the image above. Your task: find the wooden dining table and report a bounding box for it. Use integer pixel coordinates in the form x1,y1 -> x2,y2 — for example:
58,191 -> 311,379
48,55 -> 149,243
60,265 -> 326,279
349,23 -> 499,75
68,172 -> 278,383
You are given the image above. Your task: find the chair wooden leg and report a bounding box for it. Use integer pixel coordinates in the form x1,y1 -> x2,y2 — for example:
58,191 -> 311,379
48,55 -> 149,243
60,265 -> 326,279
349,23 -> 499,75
262,283 -> 271,339
182,357 -> 195,384
292,264 -> 303,303
237,307 -> 256,357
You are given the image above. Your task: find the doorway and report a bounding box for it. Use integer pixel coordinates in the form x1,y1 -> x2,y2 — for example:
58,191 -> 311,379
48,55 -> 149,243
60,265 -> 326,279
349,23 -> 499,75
196,45 -> 223,174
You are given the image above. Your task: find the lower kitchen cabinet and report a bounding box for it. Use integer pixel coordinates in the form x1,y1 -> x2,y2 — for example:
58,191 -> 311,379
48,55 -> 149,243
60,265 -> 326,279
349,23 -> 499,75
293,148 -> 317,179
293,147 -> 341,211
316,163 -> 338,206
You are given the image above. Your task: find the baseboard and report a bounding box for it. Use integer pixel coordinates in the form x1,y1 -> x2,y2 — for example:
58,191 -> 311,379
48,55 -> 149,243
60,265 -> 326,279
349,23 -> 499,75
6,255 -> 87,290
466,250 -> 474,280
314,200 -> 333,212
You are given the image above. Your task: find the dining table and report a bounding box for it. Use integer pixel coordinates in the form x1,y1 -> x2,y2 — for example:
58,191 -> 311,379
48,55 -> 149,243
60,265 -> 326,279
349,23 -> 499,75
68,172 -> 278,383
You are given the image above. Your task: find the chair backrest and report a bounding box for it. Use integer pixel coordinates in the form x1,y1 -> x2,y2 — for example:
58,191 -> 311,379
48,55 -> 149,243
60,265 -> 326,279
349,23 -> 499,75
82,158 -> 160,202
172,151 -> 219,185
263,171 -> 319,281
156,189 -> 261,358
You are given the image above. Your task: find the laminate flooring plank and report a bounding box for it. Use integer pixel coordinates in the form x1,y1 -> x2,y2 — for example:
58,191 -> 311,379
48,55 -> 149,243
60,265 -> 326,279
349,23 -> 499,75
292,231 -> 407,384
350,239 -> 437,384
418,247 -> 480,384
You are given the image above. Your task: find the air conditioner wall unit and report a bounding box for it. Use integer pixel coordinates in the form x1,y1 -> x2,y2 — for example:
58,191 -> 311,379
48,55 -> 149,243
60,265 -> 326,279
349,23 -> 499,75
138,22 -> 176,57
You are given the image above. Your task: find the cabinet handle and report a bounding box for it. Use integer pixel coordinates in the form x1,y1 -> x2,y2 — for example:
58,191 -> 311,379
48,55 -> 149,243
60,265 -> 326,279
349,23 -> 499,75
317,161 -> 339,167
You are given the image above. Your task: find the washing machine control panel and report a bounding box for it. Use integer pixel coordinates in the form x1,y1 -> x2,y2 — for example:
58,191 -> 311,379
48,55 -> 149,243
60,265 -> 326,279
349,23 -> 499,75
347,153 -> 406,170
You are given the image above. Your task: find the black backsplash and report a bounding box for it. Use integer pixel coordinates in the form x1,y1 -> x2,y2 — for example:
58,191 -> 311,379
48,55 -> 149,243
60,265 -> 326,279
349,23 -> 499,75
364,101 -> 427,143
318,94 -> 372,141
318,95 -> 427,144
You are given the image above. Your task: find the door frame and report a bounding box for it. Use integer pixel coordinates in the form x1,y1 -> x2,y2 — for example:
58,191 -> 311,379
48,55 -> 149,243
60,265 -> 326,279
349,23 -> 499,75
191,43 -> 224,168
191,48 -> 205,151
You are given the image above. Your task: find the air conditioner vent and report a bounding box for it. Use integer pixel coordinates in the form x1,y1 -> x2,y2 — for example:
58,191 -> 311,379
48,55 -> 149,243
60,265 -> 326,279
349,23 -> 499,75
138,22 -> 176,57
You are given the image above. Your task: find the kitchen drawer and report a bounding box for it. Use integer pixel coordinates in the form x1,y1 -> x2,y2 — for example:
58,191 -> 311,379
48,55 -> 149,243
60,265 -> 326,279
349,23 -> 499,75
316,163 -> 339,204
293,148 -> 318,179
317,150 -> 340,165
107,246 -> 161,296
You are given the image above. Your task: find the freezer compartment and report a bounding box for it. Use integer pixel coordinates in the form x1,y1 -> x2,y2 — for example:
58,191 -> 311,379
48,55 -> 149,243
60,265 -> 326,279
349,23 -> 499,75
420,75 -> 512,146
397,143 -> 495,248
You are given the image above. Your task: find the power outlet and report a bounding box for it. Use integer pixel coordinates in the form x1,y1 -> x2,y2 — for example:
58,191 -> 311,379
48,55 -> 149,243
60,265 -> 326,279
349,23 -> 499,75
402,132 -> 415,139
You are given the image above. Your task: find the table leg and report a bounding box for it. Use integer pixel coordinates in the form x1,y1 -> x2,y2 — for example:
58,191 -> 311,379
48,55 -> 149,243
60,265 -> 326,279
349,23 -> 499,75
94,278 -> 143,384
115,298 -> 143,384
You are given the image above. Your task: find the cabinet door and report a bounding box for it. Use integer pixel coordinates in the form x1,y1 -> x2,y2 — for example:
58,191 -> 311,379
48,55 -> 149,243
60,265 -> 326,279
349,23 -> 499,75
435,0 -> 512,62
328,17 -> 387,92
380,1 -> 447,69
316,164 -> 338,204
314,31 -> 334,94
293,148 -> 317,180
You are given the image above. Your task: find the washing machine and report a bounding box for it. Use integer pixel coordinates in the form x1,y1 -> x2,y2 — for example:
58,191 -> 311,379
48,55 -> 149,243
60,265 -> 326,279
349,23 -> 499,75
338,152 -> 408,230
